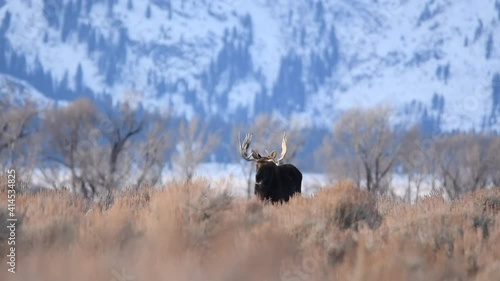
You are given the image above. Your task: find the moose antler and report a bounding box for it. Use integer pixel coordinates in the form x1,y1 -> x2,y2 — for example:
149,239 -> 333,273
239,132 -> 260,161
275,132 -> 288,164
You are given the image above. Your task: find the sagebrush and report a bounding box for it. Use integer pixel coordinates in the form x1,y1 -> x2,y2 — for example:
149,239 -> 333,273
1,180 -> 499,281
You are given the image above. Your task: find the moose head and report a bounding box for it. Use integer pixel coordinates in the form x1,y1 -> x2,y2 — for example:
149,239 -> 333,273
239,132 -> 302,203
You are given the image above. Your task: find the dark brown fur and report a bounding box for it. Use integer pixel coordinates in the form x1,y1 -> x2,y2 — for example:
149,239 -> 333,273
254,161 -> 302,203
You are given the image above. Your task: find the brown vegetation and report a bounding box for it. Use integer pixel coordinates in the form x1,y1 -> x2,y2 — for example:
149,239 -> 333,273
1,180 -> 499,281
315,106 -> 500,201
316,106 -> 399,195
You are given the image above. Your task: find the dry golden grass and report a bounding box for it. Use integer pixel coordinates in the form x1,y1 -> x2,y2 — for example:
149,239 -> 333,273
1,180 -> 499,281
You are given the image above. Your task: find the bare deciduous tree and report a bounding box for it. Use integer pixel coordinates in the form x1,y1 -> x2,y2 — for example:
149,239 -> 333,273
134,114 -> 172,187
325,106 -> 398,194
435,133 -> 496,199
398,126 -> 432,203
42,97 -> 99,197
315,135 -> 364,187
0,95 -> 39,188
42,99 -> 170,197
490,137 -> 500,187
96,102 -> 144,191
74,102 -> 171,195
173,117 -> 219,183
0,98 -> 37,153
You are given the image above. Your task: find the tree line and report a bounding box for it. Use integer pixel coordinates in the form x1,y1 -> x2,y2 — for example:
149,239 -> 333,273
1,94 -> 499,201
315,106 -> 500,201
0,95 -> 219,199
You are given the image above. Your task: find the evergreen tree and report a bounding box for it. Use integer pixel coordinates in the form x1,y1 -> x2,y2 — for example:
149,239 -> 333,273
486,33 -> 493,60
75,63 -> 83,93
167,0 -> 172,19
61,1 -> 74,42
496,0 -> 500,20
106,58 -> 116,85
44,71 -> 54,96
56,71 -> 69,99
118,28 -> 128,62
87,30 -> 96,54
272,53 -> 306,115
43,0 -> 62,28
443,63 -> 450,84
75,0 -> 82,16
315,1 -> 324,22
28,56 -> 45,92
78,23 -> 88,42
0,11 -> 10,35
0,41 -> 7,71
492,73 -> 500,111
107,0 -> 114,17
490,73 -> 500,124
474,19 -> 483,42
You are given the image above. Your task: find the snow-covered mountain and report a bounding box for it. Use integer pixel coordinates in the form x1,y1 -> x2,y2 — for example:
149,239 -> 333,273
0,0 -> 499,132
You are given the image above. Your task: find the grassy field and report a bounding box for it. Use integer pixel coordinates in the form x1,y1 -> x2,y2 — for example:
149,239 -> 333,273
1,180 -> 499,281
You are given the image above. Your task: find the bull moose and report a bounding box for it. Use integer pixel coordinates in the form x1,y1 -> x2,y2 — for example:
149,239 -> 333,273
239,132 -> 302,203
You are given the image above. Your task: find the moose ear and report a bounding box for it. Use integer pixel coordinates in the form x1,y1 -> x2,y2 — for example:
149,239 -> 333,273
269,150 -> 277,159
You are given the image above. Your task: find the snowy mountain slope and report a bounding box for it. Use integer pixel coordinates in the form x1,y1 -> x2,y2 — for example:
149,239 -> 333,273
329,0 -> 500,130
0,0 -> 499,132
0,73 -> 58,108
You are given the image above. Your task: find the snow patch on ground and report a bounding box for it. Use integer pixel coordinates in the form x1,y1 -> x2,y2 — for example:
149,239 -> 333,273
29,162 -> 438,202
